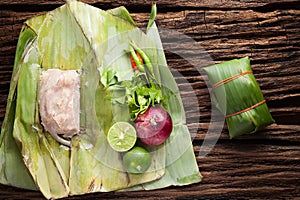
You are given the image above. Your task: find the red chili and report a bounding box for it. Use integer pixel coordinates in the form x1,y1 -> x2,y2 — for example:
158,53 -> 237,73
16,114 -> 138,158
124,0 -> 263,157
130,52 -> 143,71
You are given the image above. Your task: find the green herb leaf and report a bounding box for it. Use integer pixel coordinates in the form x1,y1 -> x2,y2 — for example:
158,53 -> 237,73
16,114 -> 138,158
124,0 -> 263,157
106,70 -> 166,121
101,68 -> 118,88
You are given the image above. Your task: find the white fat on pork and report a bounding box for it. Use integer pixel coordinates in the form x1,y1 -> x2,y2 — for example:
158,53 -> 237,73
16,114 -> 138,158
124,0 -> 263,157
39,69 -> 80,138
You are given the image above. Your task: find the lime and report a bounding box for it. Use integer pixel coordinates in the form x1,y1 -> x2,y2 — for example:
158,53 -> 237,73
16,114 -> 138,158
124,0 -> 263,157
123,146 -> 152,174
107,122 -> 137,152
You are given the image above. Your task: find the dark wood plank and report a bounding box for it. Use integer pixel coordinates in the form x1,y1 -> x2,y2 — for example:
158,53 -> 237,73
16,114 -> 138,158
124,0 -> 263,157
0,0 -> 299,199
0,0 -> 299,10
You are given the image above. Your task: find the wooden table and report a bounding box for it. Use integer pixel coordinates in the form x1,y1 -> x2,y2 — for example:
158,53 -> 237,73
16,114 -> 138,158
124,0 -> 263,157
0,0 -> 299,199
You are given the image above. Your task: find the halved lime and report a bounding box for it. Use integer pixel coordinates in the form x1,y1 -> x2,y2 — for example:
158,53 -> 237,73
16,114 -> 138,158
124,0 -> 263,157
107,122 -> 137,152
123,146 -> 152,174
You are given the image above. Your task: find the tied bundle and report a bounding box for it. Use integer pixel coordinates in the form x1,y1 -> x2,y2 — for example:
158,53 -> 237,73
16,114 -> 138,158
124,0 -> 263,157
204,57 -> 275,138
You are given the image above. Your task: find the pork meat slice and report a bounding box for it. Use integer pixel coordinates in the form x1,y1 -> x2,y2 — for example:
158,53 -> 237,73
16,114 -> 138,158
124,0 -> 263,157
39,69 -> 80,138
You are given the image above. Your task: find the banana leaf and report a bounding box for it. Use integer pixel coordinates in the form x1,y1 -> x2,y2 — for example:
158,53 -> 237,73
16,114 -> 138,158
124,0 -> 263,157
0,23 -> 39,191
0,1 -> 201,199
204,57 -> 275,138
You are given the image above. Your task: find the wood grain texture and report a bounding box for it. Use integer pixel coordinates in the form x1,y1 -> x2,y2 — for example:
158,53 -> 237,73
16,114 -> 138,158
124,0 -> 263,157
0,0 -> 299,199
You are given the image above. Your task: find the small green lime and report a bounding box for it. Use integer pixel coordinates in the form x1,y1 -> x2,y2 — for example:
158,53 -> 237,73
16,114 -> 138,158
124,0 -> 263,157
123,146 -> 152,174
107,122 -> 137,152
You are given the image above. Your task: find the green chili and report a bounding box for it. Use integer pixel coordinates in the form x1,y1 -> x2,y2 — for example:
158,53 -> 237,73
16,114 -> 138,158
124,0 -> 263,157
129,47 -> 145,73
130,41 -> 154,76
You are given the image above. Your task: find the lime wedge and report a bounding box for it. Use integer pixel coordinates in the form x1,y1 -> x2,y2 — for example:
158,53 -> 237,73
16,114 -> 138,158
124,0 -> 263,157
107,122 -> 137,152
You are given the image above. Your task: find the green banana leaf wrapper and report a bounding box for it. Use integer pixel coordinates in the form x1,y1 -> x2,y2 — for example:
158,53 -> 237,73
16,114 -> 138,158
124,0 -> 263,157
0,1 -> 201,199
204,57 -> 275,138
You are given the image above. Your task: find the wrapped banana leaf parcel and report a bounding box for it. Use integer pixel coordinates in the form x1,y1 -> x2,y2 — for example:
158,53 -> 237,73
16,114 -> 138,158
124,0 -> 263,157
0,1 -> 202,199
204,57 -> 275,138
